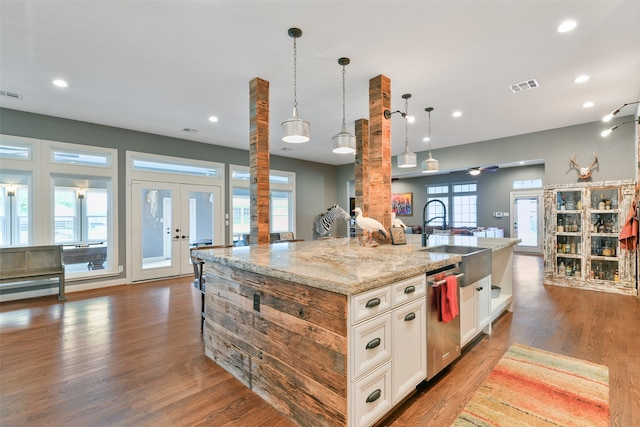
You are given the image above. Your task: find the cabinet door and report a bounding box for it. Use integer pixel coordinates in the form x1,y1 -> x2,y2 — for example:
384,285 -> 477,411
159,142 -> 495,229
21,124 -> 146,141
392,298 -> 426,404
476,276 -> 491,332
459,284 -> 477,347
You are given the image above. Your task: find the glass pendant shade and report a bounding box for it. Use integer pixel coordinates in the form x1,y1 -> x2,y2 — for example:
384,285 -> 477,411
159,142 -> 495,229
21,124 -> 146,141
421,153 -> 439,173
332,125 -> 356,153
397,93 -> 416,168
421,107 -> 439,172
397,147 -> 417,168
332,57 -> 355,154
282,27 -> 310,144
282,106 -> 310,143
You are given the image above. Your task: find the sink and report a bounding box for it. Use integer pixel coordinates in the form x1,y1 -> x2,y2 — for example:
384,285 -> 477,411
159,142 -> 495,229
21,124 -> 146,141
421,245 -> 491,286
420,245 -> 485,255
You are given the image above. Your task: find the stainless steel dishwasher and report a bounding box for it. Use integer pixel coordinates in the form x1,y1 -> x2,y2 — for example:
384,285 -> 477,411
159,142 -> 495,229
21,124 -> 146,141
426,263 -> 463,380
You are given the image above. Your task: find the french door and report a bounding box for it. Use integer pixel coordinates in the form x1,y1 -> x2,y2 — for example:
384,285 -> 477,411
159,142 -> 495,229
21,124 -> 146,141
131,181 -> 222,282
511,191 -> 543,254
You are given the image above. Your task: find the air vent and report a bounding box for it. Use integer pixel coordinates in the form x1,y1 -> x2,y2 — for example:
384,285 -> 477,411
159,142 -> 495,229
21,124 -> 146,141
509,79 -> 539,93
0,90 -> 22,100
182,128 -> 199,133
281,147 -> 293,151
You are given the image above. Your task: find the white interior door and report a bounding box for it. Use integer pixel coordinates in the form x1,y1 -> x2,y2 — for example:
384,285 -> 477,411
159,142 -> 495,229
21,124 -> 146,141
131,181 -> 222,282
511,191 -> 543,254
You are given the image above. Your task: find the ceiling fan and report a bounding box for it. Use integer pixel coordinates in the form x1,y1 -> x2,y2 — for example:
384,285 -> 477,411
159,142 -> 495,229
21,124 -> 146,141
467,165 -> 499,176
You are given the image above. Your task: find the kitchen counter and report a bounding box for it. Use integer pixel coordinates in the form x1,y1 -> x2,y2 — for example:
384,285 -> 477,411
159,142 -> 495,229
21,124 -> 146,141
193,234 -> 519,296
196,235 -> 519,427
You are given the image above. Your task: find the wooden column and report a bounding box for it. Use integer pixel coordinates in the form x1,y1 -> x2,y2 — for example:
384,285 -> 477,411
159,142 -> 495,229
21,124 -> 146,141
249,77 -> 270,245
367,75 -> 392,240
354,118 -> 369,216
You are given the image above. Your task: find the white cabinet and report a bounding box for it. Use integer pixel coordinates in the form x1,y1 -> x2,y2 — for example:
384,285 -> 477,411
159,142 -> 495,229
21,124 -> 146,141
459,276 -> 491,347
349,274 -> 427,427
392,297 -> 426,403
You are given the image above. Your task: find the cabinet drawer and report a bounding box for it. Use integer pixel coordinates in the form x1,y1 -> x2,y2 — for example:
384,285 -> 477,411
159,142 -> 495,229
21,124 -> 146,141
352,313 -> 392,380
391,275 -> 426,307
352,361 -> 393,427
352,286 -> 391,324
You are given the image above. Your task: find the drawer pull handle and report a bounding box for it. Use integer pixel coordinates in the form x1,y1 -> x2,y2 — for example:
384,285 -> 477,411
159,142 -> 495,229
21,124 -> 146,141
404,285 -> 416,294
476,286 -> 483,292
365,338 -> 381,350
404,312 -> 416,322
365,298 -> 381,308
366,388 -> 382,403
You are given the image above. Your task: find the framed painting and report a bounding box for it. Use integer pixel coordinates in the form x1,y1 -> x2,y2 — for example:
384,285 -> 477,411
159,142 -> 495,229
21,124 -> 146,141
391,192 -> 413,216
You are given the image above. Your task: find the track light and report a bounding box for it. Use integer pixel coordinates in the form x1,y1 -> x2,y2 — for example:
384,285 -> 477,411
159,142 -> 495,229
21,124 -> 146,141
602,101 -> 640,122
601,118 -> 640,137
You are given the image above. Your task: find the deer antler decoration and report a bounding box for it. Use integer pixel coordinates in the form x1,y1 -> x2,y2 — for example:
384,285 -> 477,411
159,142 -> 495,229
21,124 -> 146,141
570,151 -> 598,179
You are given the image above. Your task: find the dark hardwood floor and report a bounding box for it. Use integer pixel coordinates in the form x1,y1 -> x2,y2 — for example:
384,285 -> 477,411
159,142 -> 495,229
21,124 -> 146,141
1,254 -> 638,426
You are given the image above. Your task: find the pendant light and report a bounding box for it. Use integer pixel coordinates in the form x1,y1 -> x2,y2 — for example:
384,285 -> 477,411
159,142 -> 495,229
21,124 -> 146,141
421,107 -> 439,173
397,93 -> 417,168
332,58 -> 356,154
281,27 -> 310,143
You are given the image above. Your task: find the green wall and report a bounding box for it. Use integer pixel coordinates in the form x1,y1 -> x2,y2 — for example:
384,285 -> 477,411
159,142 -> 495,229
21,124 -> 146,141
0,107 -> 339,272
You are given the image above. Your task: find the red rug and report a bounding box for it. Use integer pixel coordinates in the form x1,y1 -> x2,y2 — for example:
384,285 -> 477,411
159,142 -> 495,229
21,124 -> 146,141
452,343 -> 609,426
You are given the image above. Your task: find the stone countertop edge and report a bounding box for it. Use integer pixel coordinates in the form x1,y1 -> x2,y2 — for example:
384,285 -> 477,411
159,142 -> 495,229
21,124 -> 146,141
194,235 -> 521,296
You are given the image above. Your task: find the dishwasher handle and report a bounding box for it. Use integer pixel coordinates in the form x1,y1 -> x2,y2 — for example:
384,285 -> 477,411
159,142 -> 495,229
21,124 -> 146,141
429,272 -> 464,288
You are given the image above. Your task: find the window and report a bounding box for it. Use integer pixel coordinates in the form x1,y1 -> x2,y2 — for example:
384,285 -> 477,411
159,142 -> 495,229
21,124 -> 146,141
229,165 -> 296,244
54,186 -> 108,244
0,183 -> 30,246
513,179 -> 542,189
426,182 -> 478,228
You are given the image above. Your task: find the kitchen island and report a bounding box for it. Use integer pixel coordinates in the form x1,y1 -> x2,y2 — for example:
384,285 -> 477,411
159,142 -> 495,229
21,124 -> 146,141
194,234 -> 519,427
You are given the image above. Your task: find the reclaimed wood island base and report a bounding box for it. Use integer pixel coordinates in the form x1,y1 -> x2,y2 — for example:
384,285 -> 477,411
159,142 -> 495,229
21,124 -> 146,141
195,235 -> 519,427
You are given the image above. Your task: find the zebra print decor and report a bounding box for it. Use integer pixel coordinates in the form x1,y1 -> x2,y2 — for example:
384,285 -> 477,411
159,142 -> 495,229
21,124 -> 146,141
313,204 -> 351,238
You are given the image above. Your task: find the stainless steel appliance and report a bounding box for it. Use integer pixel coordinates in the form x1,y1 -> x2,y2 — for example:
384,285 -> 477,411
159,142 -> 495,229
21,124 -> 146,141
426,264 -> 463,380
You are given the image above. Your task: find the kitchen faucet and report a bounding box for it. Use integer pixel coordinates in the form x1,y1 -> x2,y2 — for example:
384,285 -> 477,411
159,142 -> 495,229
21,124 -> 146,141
422,199 -> 447,247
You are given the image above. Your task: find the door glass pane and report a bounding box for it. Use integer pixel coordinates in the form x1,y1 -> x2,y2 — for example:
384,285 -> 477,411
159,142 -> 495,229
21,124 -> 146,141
515,198 -> 538,247
141,188 -> 173,270
189,191 -> 215,246
232,188 -> 250,245
270,191 -> 291,233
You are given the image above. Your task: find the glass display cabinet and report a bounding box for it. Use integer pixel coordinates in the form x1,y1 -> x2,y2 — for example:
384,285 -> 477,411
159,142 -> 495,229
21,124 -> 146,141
543,181 -> 636,296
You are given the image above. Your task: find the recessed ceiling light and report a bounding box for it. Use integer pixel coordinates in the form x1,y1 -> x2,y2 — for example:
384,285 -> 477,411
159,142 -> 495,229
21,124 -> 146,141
558,20 -> 577,33
208,116 -> 219,123
406,115 -> 415,124
582,101 -> 595,108
52,79 -> 68,88
452,111 -> 462,118
519,161 -> 526,165
423,136 -> 431,142
573,75 -> 589,84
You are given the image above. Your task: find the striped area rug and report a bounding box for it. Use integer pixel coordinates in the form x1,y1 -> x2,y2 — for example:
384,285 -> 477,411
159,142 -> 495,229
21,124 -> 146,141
452,343 -> 609,426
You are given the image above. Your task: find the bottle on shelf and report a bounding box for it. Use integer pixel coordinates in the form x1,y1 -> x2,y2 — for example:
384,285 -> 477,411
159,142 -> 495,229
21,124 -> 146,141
557,217 -> 564,233
558,261 -> 565,276
574,262 -> 581,278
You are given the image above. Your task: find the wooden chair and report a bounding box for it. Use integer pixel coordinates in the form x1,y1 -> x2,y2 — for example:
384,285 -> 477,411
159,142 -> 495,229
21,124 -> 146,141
190,245 -> 232,332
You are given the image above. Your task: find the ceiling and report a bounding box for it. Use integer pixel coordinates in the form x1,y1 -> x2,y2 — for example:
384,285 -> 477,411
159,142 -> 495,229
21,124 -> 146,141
1,1 -> 639,167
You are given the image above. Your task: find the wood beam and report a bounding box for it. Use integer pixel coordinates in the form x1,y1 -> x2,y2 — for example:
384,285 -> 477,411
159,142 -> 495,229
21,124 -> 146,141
249,77 -> 270,245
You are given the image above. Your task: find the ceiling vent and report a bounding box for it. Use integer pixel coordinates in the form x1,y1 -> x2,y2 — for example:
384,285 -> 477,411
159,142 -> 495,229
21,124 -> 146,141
182,128 -> 199,133
509,79 -> 539,93
0,90 -> 22,100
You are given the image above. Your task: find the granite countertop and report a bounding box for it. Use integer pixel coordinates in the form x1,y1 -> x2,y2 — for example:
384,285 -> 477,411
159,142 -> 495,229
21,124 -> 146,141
194,234 -> 520,296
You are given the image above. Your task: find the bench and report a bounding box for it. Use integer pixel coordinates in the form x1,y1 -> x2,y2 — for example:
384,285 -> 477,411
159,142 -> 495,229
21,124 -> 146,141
0,245 -> 66,301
